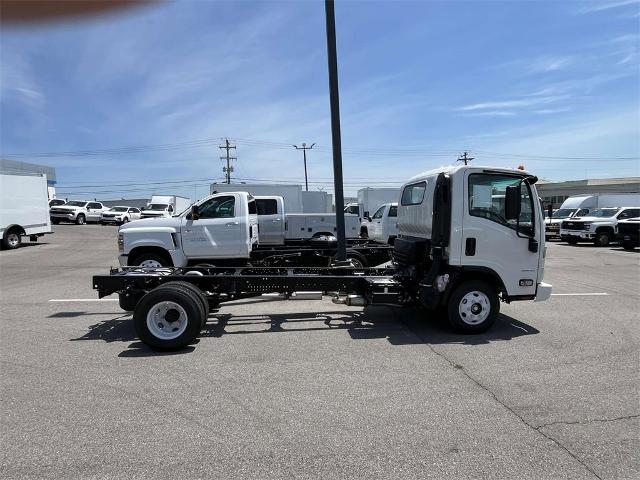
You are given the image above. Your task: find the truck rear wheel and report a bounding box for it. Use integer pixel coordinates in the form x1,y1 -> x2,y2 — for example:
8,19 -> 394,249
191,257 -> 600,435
162,281 -> 210,326
3,229 -> 22,250
133,285 -> 204,350
447,280 -> 499,333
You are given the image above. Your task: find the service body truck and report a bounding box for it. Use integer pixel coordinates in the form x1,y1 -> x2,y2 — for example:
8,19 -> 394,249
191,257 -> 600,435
0,173 -> 52,249
117,194 -> 390,268
94,164 -> 552,350
140,195 -> 191,219
50,200 -> 107,224
344,187 -> 400,219
360,202 -> 398,244
548,193 -> 640,239
561,207 -> 640,246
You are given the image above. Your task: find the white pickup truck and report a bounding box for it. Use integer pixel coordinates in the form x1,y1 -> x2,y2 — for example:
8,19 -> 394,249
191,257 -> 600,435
560,207 -> 640,246
359,202 -> 398,244
118,192 -> 391,268
50,200 -> 107,225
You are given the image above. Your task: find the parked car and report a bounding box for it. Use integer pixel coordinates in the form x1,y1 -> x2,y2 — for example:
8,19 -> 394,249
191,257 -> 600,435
360,202 -> 398,244
560,207 -> 640,246
50,200 -> 107,225
616,217 -> 640,250
48,198 -> 66,207
100,206 -> 141,225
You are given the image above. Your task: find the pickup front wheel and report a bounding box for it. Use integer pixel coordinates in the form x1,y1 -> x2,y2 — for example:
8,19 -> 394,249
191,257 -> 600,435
447,280 -> 499,333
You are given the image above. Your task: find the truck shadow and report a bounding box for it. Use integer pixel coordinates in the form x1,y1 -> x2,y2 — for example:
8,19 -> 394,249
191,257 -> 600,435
70,305 -> 539,356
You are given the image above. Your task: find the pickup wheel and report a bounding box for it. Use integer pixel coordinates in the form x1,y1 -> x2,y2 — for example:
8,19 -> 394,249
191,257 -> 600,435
162,281 -> 210,326
133,285 -> 204,350
594,231 -> 611,247
622,241 -> 637,250
52,219 -> 60,225
76,214 -> 86,225
447,280 -> 499,334
566,238 -> 578,245
131,252 -> 170,268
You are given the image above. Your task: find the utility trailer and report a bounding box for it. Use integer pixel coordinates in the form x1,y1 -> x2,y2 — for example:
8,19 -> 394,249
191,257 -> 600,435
94,165 -> 553,350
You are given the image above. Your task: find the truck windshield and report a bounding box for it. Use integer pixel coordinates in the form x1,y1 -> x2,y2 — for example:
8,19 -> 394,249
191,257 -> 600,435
589,208 -> 620,218
146,204 -> 168,211
110,207 -> 128,212
552,208 -> 577,219
66,201 -> 87,207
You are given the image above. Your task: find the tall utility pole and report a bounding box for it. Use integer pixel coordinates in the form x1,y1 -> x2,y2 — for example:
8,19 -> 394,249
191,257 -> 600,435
325,0 -> 346,261
293,142 -> 315,191
219,138 -> 236,184
457,151 -> 474,165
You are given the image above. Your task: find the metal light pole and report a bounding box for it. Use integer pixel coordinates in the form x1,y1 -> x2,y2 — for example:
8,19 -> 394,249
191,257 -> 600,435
324,0 -> 346,261
293,142 -> 315,191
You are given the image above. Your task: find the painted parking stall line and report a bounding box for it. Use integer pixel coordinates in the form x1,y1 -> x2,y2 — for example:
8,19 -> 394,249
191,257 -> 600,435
49,298 -> 118,302
551,293 -> 609,296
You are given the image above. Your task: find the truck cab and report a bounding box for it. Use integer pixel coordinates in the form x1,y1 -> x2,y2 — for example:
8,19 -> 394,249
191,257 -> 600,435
119,192 -> 258,267
360,202 -> 398,244
560,207 -> 640,246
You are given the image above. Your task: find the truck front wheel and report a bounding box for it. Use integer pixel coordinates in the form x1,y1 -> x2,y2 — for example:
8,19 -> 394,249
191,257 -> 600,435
131,252 -> 171,268
447,280 -> 499,333
133,285 -> 204,350
76,214 -> 86,225
594,231 -> 611,247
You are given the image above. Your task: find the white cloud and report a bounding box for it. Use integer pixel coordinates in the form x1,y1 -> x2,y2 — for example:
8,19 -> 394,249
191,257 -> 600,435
459,111 -> 517,117
578,0 -> 640,14
456,95 -> 569,112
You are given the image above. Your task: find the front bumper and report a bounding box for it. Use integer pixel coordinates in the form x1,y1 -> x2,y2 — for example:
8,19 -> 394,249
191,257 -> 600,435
101,217 -> 124,224
51,213 -> 76,220
535,282 -> 552,302
545,225 -> 560,237
560,229 -> 593,240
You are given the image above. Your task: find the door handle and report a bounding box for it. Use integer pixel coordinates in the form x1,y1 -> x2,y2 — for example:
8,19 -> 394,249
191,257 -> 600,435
226,222 -> 239,227
184,229 -> 192,233
272,219 -> 281,223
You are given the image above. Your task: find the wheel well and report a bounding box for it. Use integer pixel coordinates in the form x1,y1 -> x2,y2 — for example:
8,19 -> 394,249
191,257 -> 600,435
447,268 -> 507,299
360,226 -> 368,234
595,226 -> 614,235
128,246 -> 173,266
4,224 -> 25,237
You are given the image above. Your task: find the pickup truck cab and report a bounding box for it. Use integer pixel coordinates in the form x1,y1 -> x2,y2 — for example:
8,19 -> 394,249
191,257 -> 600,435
360,202 -> 398,244
119,192 -> 258,267
560,207 -> 640,246
50,200 -> 106,225
101,206 -> 141,225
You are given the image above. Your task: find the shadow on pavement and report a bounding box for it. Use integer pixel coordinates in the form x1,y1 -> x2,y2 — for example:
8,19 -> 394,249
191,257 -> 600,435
70,304 -> 539,356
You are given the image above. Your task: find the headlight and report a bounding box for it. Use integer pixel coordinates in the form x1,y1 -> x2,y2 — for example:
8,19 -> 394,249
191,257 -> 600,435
584,223 -> 591,231
117,233 -> 124,252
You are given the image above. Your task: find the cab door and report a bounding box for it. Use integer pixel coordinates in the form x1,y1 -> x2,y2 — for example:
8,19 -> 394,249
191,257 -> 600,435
86,202 -> 103,222
368,205 -> 386,241
256,198 -> 284,245
462,172 -> 542,297
181,195 -> 242,258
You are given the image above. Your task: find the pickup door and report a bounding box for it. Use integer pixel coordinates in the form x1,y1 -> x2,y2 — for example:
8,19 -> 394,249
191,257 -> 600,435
255,198 -> 284,245
86,202 -> 105,222
181,195 -> 243,258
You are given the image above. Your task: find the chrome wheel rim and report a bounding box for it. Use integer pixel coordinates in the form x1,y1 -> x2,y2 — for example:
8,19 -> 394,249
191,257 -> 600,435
77,216 -> 85,224
7,233 -> 20,247
458,291 -> 491,325
146,301 -> 188,340
139,259 -> 163,268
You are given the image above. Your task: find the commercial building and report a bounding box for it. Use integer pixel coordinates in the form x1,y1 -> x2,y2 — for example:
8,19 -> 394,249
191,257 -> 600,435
538,176 -> 640,208
0,158 -> 57,199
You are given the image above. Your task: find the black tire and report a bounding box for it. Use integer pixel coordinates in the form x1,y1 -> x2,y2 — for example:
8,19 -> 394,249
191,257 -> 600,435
118,291 -> 145,311
567,238 -> 578,245
447,280 -> 499,334
133,285 -> 204,350
594,231 -> 611,247
162,281 -> 210,326
76,214 -> 86,225
130,251 -> 171,268
622,241 -> 637,251
2,229 -> 22,250
52,219 -> 60,225
122,217 -> 129,224
345,250 -> 368,268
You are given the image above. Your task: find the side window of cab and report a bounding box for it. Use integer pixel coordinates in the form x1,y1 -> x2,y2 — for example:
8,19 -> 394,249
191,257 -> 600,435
197,196 -> 236,219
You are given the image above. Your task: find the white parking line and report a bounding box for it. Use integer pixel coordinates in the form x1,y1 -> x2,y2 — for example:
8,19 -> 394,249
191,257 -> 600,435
49,298 -> 118,302
551,293 -> 609,296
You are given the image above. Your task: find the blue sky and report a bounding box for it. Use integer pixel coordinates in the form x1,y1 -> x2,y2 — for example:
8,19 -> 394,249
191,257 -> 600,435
1,0 -> 639,200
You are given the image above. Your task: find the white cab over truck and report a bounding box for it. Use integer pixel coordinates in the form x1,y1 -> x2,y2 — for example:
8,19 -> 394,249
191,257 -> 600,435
100,206 -> 141,225
546,193 -> 640,239
94,164 -> 552,350
254,196 -> 359,245
360,202 -> 398,244
560,207 -> 640,246
0,173 -> 52,249
49,200 -> 106,225
140,195 -> 191,219
344,187 -> 400,220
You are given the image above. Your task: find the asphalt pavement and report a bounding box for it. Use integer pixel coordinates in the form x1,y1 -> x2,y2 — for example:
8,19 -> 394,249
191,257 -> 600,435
1,224 -> 638,479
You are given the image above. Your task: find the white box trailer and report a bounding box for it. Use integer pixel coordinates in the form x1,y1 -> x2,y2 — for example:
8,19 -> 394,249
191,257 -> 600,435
0,173 -> 52,249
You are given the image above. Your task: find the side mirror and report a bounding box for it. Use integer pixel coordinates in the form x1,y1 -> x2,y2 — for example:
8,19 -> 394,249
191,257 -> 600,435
168,205 -> 174,213
505,185 -> 521,220
191,204 -> 200,220
366,216 -> 372,222
363,211 -> 369,219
